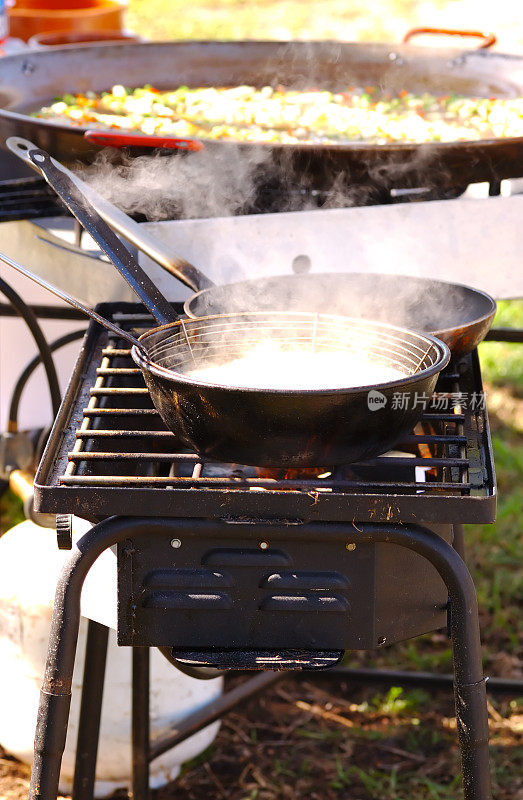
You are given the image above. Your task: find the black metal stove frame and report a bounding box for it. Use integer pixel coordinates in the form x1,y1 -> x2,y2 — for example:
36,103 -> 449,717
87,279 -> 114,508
32,518 -> 491,800
24,303 -> 501,800
0,146 -> 520,791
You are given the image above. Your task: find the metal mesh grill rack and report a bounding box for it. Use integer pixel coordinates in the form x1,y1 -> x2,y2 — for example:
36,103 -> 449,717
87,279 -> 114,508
34,303 -> 496,524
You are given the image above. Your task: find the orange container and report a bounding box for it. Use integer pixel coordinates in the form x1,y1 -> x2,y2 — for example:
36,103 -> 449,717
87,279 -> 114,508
8,0 -> 126,43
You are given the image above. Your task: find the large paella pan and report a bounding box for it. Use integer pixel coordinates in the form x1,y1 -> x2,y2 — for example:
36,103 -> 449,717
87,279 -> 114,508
2,40 -> 523,187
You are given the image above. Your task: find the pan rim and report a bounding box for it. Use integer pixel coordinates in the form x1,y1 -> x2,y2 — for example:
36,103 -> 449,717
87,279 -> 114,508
133,313 -> 450,395
3,40 -> 523,152
185,271 -> 498,336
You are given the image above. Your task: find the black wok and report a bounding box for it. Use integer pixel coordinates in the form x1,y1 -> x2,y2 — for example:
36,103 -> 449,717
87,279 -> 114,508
0,249 -> 450,467
187,273 -> 497,358
135,313 -> 450,467
3,40 -> 523,188
9,136 -> 496,358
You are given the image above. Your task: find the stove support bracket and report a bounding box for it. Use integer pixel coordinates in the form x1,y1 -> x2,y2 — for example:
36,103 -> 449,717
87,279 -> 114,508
27,517 -> 491,800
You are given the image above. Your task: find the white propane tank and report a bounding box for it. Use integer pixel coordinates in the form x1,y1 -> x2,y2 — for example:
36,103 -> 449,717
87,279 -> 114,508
0,518 -> 223,797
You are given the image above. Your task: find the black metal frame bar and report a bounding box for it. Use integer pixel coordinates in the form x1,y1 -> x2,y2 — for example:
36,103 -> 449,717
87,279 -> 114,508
132,647 -> 150,800
0,175 -> 67,222
72,620 -> 108,800
29,517 -> 490,800
485,328 -> 523,343
0,303 -> 85,320
318,665 -> 521,694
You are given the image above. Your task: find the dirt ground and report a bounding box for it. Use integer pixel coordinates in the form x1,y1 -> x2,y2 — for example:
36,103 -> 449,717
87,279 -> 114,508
1,669 -> 521,800
0,750 -> 29,800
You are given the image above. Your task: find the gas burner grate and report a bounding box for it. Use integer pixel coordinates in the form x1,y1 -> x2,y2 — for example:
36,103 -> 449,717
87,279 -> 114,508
0,176 -> 68,222
0,172 -> 472,225
34,304 -> 496,524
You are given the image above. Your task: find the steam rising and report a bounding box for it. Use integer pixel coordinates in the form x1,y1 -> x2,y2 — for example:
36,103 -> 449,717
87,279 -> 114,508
76,136 -> 452,227
76,141 -> 409,222
74,128 -> 477,345
71,36 -> 492,221
77,145 -> 273,220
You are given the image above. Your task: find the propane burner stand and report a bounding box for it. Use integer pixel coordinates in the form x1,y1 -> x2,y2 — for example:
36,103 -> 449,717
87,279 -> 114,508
32,302 -> 496,658
29,517 -> 492,800
30,302 -> 496,800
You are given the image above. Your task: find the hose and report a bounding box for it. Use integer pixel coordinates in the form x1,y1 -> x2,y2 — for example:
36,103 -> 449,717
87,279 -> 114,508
8,328 -> 86,432
0,276 -> 62,429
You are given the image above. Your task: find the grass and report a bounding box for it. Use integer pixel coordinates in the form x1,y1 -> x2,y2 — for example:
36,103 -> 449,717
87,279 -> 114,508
172,673 -> 520,800
0,483 -> 24,535
479,300 -> 523,390
473,301 -> 523,659
330,763 -> 463,798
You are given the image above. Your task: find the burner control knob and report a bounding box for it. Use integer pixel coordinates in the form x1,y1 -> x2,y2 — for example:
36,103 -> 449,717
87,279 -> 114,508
56,514 -> 73,550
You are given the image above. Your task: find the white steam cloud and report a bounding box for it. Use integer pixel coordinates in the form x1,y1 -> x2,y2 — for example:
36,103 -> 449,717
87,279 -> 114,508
76,145 -> 273,221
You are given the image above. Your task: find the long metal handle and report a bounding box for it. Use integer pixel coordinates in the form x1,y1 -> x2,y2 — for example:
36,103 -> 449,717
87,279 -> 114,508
29,147 -> 178,326
0,250 -> 144,350
6,136 -> 214,293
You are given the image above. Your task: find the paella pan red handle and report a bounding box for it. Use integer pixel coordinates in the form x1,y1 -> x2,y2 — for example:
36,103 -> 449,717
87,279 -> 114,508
403,27 -> 497,49
84,130 -> 204,151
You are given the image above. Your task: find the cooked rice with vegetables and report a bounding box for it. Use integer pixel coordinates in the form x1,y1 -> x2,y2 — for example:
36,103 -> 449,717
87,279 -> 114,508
35,83 -> 523,144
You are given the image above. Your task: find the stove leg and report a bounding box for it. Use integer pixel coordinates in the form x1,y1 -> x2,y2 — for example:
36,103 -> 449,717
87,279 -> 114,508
434,545 -> 489,800
447,585 -> 490,800
27,517 -> 167,800
72,620 -> 109,800
454,677 -> 491,800
132,648 -> 150,800
360,524 -> 491,800
27,517 -> 490,800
